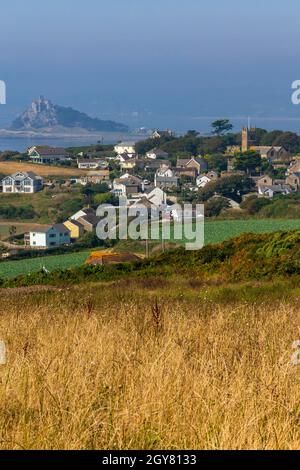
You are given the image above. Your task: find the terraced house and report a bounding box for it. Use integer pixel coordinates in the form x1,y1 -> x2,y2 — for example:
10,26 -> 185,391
1,171 -> 43,193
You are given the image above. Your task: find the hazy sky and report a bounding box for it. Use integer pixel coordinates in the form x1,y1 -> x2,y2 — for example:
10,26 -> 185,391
1,0 -> 300,131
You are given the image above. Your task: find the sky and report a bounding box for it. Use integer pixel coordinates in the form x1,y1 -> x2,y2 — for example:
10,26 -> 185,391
1,0 -> 300,132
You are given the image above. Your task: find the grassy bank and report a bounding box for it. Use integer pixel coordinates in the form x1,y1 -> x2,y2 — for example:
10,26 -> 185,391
0,278 -> 299,449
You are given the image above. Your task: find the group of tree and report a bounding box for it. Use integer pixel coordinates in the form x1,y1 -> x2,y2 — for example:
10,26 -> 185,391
197,175 -> 255,203
0,204 -> 36,220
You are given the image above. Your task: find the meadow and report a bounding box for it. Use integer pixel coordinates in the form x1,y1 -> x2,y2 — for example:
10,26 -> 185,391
0,277 -> 300,449
2,218 -> 300,279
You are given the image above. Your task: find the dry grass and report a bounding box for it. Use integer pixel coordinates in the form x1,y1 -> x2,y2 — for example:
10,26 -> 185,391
0,161 -> 86,177
0,282 -> 300,450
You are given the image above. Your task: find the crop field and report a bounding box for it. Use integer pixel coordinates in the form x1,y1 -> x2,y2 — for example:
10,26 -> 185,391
0,161 -> 86,177
2,219 -> 300,279
0,251 -> 91,279
203,219 -> 300,245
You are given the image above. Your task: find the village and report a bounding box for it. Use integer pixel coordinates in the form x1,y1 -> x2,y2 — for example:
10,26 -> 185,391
0,125 -> 300,254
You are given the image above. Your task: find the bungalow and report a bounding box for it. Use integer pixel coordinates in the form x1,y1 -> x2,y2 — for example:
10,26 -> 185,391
63,219 -> 85,240
114,142 -> 136,154
258,184 -> 293,199
146,148 -> 169,160
26,224 -> 71,248
28,146 -> 70,164
77,159 -> 108,170
2,171 -> 43,193
80,170 -> 110,184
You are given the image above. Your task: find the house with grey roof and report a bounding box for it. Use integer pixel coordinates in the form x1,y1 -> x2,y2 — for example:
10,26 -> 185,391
2,171 -> 43,193
26,224 -> 71,248
28,146 -> 70,164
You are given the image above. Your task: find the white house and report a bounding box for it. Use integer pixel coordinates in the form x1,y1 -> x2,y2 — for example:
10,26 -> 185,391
258,185 -> 293,199
2,172 -> 43,193
77,159 -> 108,170
196,171 -> 218,188
28,146 -> 70,164
27,224 -> 71,248
156,168 -> 174,178
114,142 -> 136,154
145,187 -> 166,206
146,148 -> 169,160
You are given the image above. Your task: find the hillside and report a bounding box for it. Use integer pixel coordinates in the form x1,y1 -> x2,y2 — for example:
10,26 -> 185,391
2,230 -> 300,287
10,96 -> 129,133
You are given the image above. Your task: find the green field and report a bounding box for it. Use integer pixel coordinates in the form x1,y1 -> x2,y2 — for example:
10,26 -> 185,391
1,219 -> 300,279
0,251 -> 91,279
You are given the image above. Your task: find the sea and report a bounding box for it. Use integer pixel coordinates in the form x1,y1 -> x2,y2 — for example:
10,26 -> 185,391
0,136 -> 122,153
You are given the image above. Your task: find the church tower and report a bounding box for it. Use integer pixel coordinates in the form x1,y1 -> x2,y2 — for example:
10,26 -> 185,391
242,127 -> 249,152
241,125 -> 256,152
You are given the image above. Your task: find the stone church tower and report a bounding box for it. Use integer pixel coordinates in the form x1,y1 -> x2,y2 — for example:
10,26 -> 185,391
242,126 -> 256,152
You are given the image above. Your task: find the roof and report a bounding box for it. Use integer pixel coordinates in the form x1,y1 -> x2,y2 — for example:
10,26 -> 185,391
115,141 -> 136,147
85,252 -> 141,266
30,225 -> 52,234
31,146 -> 69,156
7,171 -> 43,181
65,219 -> 84,228
53,224 -> 70,233
115,175 -> 142,185
147,148 -> 169,155
252,146 -> 284,153
81,207 -> 96,216
78,214 -> 100,226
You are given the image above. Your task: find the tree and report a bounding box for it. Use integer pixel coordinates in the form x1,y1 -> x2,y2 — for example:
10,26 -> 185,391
211,119 -> 233,136
234,151 -> 262,174
205,197 -> 230,217
205,153 -> 228,172
198,175 -> 254,203
9,226 -> 17,238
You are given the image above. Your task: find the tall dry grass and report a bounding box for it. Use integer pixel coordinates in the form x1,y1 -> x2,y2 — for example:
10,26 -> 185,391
0,282 -> 300,450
